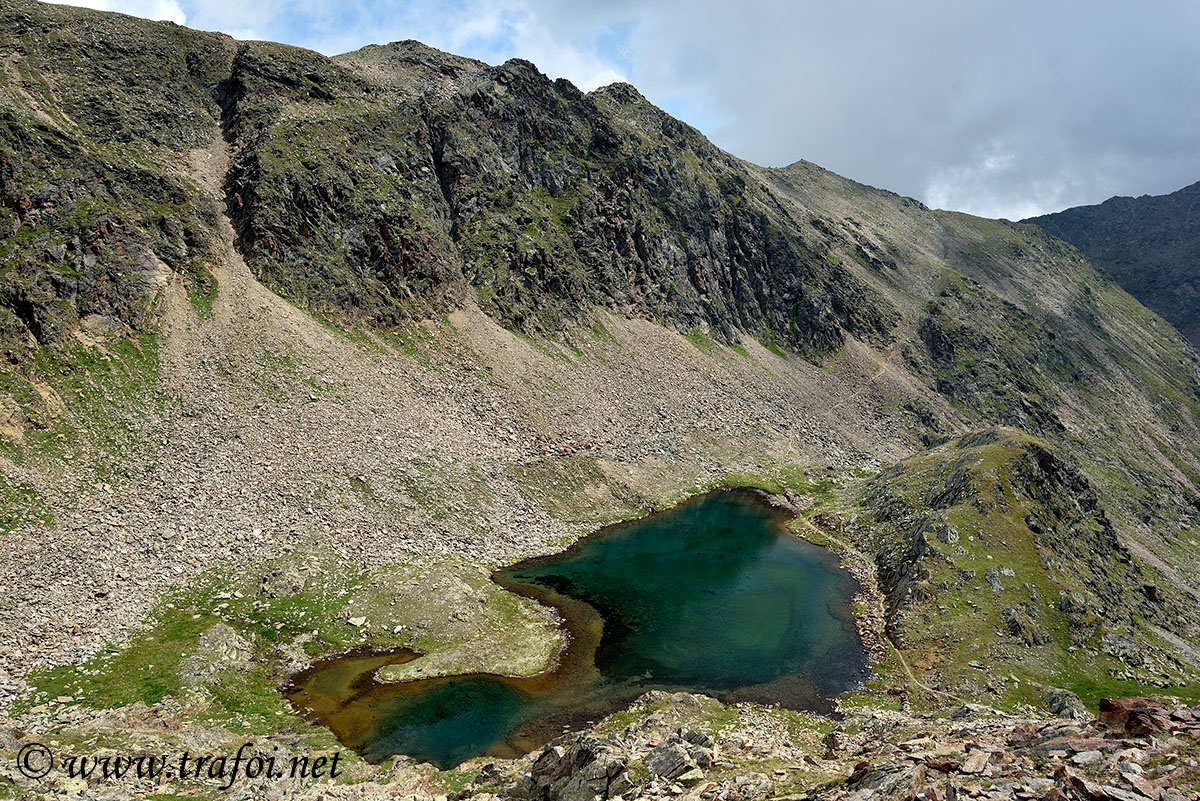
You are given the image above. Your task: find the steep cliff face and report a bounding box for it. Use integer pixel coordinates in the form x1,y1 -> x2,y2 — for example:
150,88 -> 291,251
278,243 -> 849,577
0,2 -> 232,355
220,41 -> 898,358
1026,182 -> 1200,346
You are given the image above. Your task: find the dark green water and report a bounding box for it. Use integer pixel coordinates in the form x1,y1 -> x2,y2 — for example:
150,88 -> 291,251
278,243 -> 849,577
285,489 -> 866,769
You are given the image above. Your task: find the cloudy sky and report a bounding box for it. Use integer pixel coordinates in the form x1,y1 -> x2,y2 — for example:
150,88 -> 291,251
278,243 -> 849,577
49,0 -> 1200,219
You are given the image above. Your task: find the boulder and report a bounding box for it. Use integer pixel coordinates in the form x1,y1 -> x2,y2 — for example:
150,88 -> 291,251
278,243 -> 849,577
1045,688 -> 1090,721
1059,590 -> 1089,616
1099,697 -> 1173,735
526,733 -> 631,801
950,703 -> 1005,720
646,742 -> 696,780
935,523 -> 959,544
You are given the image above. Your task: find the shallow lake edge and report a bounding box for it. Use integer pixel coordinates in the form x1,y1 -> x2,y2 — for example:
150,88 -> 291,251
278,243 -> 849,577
283,484 -> 868,691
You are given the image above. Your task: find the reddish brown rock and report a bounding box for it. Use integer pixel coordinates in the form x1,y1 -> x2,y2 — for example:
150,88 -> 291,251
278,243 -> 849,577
1008,722 -> 1042,747
1119,772 -> 1160,798
1099,698 -> 1172,735
1125,708 -> 1173,736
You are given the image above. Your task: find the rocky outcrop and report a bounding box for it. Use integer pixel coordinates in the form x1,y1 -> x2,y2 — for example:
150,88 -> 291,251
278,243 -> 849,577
0,1 -> 232,354
1045,689 -> 1090,721
1097,697 -> 1181,737
511,733 -> 633,801
176,623 -> 252,686
483,693 -> 1200,801
793,697 -> 1200,801
853,429 -> 1198,695
502,723 -> 718,801
217,42 -> 899,358
913,273 -> 1078,436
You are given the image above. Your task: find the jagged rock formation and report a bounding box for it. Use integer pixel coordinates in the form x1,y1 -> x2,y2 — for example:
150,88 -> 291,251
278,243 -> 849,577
0,6 -> 232,353
1026,182 -> 1200,346
219,40 -> 899,358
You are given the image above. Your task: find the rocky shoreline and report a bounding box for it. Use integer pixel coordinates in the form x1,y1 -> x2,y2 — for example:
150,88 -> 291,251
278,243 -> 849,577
4,691 -> 1198,801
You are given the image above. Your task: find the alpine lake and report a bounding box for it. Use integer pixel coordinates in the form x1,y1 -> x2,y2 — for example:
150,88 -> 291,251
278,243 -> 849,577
285,488 -> 868,769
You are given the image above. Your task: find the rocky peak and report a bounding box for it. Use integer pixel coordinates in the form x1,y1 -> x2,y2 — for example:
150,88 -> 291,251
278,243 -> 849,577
334,40 -> 490,97
590,81 -> 649,105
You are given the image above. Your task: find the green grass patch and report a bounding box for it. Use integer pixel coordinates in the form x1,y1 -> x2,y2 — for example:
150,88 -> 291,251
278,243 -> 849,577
684,328 -> 723,357
716,465 -> 835,502
434,765 -> 482,794
188,267 -> 218,319
0,332 -> 164,482
589,318 -> 619,344
20,604 -> 217,712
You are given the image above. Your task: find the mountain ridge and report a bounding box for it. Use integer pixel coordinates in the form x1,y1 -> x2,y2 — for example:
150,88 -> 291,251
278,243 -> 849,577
3,2 -> 1200,797
1025,181 -> 1200,346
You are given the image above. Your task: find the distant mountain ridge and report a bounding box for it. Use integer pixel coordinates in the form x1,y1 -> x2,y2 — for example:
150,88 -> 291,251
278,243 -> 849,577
1025,182 -> 1200,345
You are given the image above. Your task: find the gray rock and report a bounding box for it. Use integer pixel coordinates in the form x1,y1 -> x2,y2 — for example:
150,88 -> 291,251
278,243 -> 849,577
950,703 -> 1004,720
177,623 -> 252,686
823,729 -> 864,757
1101,631 -> 1148,667
527,733 -> 631,801
1003,605 -> 1051,646
984,566 -> 1008,592
1045,688 -> 1090,721
646,742 -> 697,780
936,523 -> 959,544
1059,590 -> 1089,616
261,565 -> 308,598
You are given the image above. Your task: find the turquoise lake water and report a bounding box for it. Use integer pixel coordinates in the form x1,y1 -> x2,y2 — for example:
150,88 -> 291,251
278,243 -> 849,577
286,489 -> 867,768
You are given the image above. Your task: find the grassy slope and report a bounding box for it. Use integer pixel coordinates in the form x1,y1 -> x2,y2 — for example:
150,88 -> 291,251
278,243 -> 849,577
838,429 -> 1200,711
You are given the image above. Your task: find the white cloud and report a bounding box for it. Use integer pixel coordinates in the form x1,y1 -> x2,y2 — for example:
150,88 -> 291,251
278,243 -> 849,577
45,0 -> 187,24
503,12 -> 627,90
178,0 -> 283,37
284,0 -> 629,92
